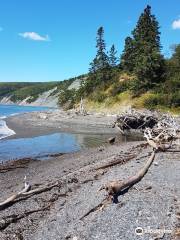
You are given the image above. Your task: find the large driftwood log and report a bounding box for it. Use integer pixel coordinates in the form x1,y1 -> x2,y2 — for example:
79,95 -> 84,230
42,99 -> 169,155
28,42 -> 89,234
103,151 -> 155,200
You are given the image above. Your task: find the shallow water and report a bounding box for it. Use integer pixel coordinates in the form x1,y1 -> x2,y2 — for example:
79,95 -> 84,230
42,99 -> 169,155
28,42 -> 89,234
0,132 -> 143,162
0,104 -> 49,118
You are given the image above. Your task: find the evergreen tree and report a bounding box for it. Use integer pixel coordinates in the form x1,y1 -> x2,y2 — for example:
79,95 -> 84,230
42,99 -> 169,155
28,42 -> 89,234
89,58 -> 98,73
132,5 -> 165,89
109,44 -> 118,67
132,5 -> 160,49
121,5 -> 165,91
89,27 -> 109,72
120,37 -> 135,72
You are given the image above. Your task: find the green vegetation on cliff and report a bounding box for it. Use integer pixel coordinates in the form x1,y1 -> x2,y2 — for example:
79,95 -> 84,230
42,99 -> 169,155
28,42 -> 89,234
61,5 -> 179,113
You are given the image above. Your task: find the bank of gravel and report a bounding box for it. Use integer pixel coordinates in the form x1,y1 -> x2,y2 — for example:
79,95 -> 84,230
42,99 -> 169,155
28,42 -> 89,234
0,140 -> 179,240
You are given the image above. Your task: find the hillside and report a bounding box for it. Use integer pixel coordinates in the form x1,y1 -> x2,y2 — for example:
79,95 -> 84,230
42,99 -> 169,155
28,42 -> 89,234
0,76 -> 84,108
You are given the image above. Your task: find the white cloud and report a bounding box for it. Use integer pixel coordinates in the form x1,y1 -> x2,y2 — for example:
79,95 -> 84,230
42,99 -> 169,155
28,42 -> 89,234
19,32 -> 50,41
172,18 -> 180,29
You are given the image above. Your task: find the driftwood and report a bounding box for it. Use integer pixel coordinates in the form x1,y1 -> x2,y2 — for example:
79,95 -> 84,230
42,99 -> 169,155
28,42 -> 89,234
0,158 -> 36,173
95,154 -> 136,170
0,177 -> 31,209
102,151 -> 155,200
101,114 -> 179,202
0,179 -> 61,210
115,110 -> 158,132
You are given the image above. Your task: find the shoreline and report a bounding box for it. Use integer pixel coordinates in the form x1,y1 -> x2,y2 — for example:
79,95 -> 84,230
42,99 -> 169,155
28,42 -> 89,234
5,109 -> 119,140
0,119 -> 16,140
0,105 -> 53,140
0,110 -> 120,162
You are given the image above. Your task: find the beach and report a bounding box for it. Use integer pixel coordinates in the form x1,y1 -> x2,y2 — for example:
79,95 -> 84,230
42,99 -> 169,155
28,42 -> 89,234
6,109 -> 119,139
0,110 -> 179,240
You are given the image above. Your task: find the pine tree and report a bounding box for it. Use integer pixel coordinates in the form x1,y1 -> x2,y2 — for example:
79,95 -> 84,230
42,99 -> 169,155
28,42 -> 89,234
121,5 -> 165,91
132,5 -> 160,49
109,44 -> 118,67
120,37 -> 135,72
132,5 -> 165,89
89,58 -> 98,73
89,27 -> 109,72
96,27 -> 109,69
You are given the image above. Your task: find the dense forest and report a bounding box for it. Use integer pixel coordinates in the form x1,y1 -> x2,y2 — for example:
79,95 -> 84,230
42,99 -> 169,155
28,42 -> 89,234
0,5 -> 179,112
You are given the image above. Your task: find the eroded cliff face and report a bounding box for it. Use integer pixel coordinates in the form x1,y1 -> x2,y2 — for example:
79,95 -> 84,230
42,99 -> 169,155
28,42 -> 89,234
0,88 -> 59,107
0,78 -> 83,108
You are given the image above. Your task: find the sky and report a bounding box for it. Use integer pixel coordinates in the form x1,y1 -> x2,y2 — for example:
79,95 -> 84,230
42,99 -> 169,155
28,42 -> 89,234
0,0 -> 179,82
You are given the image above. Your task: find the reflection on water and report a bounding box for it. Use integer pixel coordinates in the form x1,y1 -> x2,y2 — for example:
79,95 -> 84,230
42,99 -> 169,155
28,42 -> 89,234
0,132 -> 143,162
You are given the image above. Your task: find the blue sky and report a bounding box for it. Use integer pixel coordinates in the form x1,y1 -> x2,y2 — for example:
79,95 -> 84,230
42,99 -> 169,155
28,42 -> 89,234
0,0 -> 179,82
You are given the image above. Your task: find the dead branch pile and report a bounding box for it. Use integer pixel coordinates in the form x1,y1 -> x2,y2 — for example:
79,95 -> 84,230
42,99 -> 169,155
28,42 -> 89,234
115,110 -> 158,132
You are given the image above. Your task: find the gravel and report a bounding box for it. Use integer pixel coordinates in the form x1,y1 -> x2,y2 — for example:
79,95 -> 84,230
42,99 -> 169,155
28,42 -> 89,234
0,141 -> 179,240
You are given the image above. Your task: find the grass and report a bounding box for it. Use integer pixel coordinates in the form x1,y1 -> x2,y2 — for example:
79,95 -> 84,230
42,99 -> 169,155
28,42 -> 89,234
85,90 -> 180,115
85,91 -> 132,114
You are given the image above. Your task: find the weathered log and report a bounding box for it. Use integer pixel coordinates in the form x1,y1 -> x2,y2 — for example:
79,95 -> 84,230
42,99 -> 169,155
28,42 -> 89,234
144,128 -> 174,151
0,180 -> 31,209
103,151 -> 155,200
0,181 -> 60,210
95,155 -> 136,170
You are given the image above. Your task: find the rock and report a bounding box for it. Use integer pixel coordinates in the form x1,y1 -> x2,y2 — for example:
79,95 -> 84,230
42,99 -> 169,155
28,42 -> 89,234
98,146 -> 104,151
154,161 -> 159,166
108,137 -> 116,144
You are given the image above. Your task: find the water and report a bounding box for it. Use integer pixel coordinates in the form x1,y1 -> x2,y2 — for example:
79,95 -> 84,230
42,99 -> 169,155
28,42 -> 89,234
0,104 -> 49,139
0,104 -> 49,119
0,105 -> 111,162
0,133 -> 110,162
0,105 -> 143,163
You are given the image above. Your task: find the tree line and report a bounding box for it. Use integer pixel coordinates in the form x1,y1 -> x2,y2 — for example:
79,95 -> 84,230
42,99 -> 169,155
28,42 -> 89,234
60,5 -> 179,110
